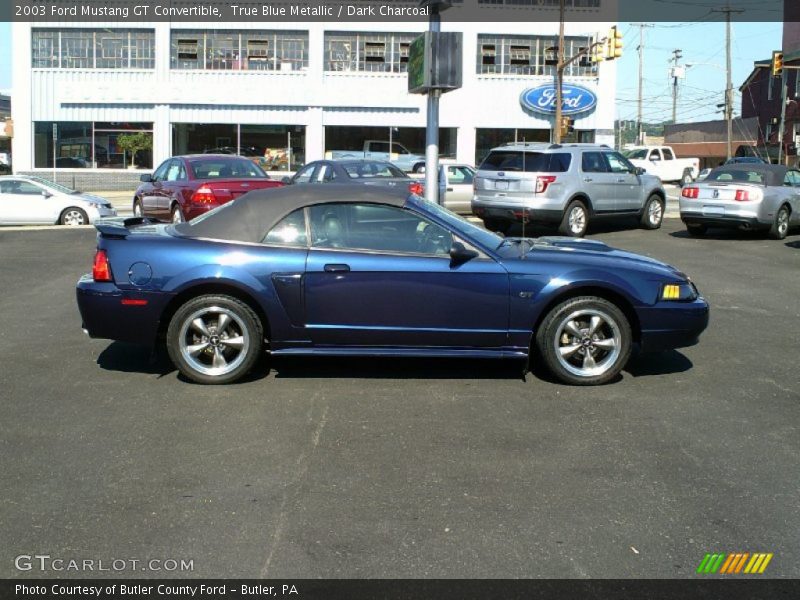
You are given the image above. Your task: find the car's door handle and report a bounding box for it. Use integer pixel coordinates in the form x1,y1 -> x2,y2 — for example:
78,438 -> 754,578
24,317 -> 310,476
616,178 -> 627,183
446,187 -> 454,192
324,264 -> 350,273
583,178 -> 593,182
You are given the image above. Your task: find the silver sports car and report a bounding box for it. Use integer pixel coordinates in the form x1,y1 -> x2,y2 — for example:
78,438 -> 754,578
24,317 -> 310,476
679,164 -> 800,239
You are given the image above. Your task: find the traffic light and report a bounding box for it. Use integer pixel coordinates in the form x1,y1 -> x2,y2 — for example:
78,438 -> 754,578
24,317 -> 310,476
560,117 -> 575,138
590,39 -> 606,63
772,51 -> 784,78
606,26 -> 623,60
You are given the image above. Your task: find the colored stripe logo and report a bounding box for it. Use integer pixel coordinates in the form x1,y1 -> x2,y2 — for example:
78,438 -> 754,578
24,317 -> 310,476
696,553 -> 773,574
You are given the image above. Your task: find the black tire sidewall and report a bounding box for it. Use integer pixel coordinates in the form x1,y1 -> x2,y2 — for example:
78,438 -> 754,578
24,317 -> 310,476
166,295 -> 263,384
535,296 -> 632,386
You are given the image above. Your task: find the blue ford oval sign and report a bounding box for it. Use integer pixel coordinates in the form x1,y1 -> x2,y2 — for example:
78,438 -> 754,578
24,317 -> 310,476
520,84 -> 598,116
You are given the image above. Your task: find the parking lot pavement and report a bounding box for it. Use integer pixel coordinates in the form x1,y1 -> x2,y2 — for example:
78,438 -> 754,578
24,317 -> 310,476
1,222 -> 798,579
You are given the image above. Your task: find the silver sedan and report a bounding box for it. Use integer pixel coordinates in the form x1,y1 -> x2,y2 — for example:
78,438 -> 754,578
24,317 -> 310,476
679,164 -> 800,239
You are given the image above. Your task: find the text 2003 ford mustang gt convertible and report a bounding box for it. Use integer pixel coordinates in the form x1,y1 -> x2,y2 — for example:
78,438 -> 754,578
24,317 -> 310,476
76,186 -> 709,386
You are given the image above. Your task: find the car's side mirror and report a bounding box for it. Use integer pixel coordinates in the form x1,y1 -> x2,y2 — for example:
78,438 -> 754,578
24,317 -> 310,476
140,174 -> 153,183
449,241 -> 479,267
41,190 -> 52,198
281,176 -> 292,184
633,167 -> 646,176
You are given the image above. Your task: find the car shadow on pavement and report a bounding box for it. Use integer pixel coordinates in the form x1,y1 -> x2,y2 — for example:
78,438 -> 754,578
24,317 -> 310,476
97,342 -> 175,377
624,350 -> 694,378
269,356 -> 528,381
786,240 -> 800,249
504,217 -> 642,238
669,229 -> 769,242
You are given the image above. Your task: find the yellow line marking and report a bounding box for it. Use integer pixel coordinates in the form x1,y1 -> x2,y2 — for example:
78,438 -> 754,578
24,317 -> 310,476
758,553 -> 773,574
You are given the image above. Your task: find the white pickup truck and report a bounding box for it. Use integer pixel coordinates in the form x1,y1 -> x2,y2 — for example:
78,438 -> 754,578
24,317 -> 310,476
623,146 -> 700,185
326,140 -> 427,173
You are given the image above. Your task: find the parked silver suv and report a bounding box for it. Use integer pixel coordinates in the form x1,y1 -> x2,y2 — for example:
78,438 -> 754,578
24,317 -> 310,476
472,143 -> 667,237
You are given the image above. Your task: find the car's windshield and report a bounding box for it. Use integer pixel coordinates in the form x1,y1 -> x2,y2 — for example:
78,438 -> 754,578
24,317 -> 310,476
25,176 -> 78,194
479,151 -> 571,173
623,149 -> 648,160
408,195 -> 502,251
188,158 -> 268,179
343,162 -> 407,179
705,169 -> 766,184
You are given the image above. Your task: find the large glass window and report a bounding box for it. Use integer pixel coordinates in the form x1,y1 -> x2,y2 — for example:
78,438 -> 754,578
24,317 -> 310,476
477,34 -> 596,76
32,29 -> 155,69
170,30 -> 308,71
325,32 -> 416,73
34,122 -> 153,169
324,126 -> 457,162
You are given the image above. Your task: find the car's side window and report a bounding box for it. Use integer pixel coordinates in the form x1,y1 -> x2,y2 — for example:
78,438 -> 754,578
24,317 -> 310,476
152,160 -> 170,182
165,160 -> 183,182
315,165 -> 329,183
4,181 -> 42,195
292,164 -> 316,184
262,209 -> 307,247
309,203 -> 453,256
582,152 -> 609,173
663,149 -> 675,160
606,152 -> 634,174
447,166 -> 474,184
784,170 -> 800,187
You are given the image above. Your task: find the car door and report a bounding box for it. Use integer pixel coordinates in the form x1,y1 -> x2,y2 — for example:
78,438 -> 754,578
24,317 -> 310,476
441,166 -> 475,214
160,159 -> 185,215
143,160 -> 170,216
605,152 -> 641,211
0,179 -> 53,224
783,169 -> 800,223
303,202 -> 510,348
580,151 -> 616,212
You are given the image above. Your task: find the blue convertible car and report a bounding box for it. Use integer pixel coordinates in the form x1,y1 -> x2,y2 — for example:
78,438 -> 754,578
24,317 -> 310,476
76,185 -> 708,386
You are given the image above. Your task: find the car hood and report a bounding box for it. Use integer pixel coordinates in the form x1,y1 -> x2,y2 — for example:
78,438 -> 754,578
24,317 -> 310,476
71,192 -> 113,207
501,237 -> 684,278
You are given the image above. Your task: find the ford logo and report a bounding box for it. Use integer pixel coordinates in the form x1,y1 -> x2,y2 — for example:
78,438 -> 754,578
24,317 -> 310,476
520,84 -> 598,116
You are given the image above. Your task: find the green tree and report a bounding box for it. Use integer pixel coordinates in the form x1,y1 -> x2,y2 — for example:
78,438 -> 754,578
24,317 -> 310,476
116,132 -> 152,169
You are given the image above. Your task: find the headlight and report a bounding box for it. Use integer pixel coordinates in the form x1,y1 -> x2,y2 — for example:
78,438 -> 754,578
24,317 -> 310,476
661,282 -> 698,302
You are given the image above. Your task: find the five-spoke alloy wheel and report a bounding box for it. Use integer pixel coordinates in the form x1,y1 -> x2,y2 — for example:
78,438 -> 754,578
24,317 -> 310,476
559,200 -> 589,237
167,295 -> 263,384
536,296 -> 632,385
60,207 -> 88,226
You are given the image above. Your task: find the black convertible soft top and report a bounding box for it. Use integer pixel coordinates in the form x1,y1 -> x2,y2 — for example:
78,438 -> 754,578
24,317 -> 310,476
708,163 -> 788,187
173,184 -> 410,243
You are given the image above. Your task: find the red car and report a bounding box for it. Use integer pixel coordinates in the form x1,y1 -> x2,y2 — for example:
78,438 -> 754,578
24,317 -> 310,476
133,155 -> 283,223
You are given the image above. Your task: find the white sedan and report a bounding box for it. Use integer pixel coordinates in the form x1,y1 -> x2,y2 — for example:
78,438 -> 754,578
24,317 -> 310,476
0,176 -> 116,225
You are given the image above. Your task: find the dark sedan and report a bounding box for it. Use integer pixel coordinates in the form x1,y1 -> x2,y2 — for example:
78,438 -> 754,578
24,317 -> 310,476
283,159 -> 424,196
133,154 -> 283,223
77,186 -> 709,387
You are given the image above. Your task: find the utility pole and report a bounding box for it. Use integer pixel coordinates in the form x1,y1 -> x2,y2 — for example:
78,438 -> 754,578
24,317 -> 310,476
634,24 -> 654,145
778,70 -> 788,164
713,2 -> 744,159
554,0 -> 566,144
671,49 -> 683,124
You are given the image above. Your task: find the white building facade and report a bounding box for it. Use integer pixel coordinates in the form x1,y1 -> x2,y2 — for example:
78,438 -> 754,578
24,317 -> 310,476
12,19 -> 617,186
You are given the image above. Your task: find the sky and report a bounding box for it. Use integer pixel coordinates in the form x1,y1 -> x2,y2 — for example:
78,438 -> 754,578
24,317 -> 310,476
0,19 -> 783,124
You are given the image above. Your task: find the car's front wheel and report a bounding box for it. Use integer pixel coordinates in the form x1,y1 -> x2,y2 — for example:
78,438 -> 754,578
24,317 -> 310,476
166,295 -> 263,384
559,200 -> 589,237
640,194 -> 664,230
60,207 -> 88,226
536,296 -> 632,386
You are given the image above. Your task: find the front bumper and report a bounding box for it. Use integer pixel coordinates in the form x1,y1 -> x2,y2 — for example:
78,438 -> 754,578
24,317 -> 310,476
89,206 -> 118,223
637,296 -> 710,353
76,275 -> 168,346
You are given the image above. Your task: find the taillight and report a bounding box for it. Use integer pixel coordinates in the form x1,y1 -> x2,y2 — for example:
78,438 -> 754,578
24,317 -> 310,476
734,189 -> 750,202
681,187 -> 699,199
408,182 -> 424,196
92,249 -> 112,282
191,186 -> 215,205
536,176 -> 557,193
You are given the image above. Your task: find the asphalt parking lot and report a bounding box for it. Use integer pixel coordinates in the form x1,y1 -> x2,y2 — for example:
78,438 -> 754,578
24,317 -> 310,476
1,219 -> 798,579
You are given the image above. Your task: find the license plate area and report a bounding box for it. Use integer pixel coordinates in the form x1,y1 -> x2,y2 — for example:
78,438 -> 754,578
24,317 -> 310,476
494,180 -> 509,191
702,205 -> 725,216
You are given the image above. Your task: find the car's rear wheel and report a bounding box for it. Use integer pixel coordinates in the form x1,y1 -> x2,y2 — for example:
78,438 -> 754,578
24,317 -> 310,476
686,223 -> 707,237
536,296 -> 632,386
640,194 -> 664,230
60,207 -> 88,226
133,198 -> 143,217
483,217 -> 509,234
171,204 -> 184,223
166,295 -> 263,385
768,205 -> 790,240
559,200 -> 589,237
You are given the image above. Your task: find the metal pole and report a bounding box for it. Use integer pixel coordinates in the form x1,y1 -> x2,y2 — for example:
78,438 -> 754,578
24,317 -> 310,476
424,8 -> 441,205
638,26 -> 644,145
554,0 -> 565,144
725,9 -> 733,159
778,71 -> 788,165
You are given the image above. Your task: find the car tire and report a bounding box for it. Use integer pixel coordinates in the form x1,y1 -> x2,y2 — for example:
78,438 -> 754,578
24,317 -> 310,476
412,163 -> 426,174
559,200 -> 589,237
640,194 -> 664,230
166,294 -> 263,385
483,217 -> 509,234
171,204 -> 184,224
681,170 -> 694,187
60,207 -> 88,226
768,205 -> 790,240
535,296 -> 632,386
686,223 -> 707,237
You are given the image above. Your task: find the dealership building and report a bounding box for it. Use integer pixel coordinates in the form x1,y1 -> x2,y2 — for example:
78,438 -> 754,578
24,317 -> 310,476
12,15 -> 616,188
